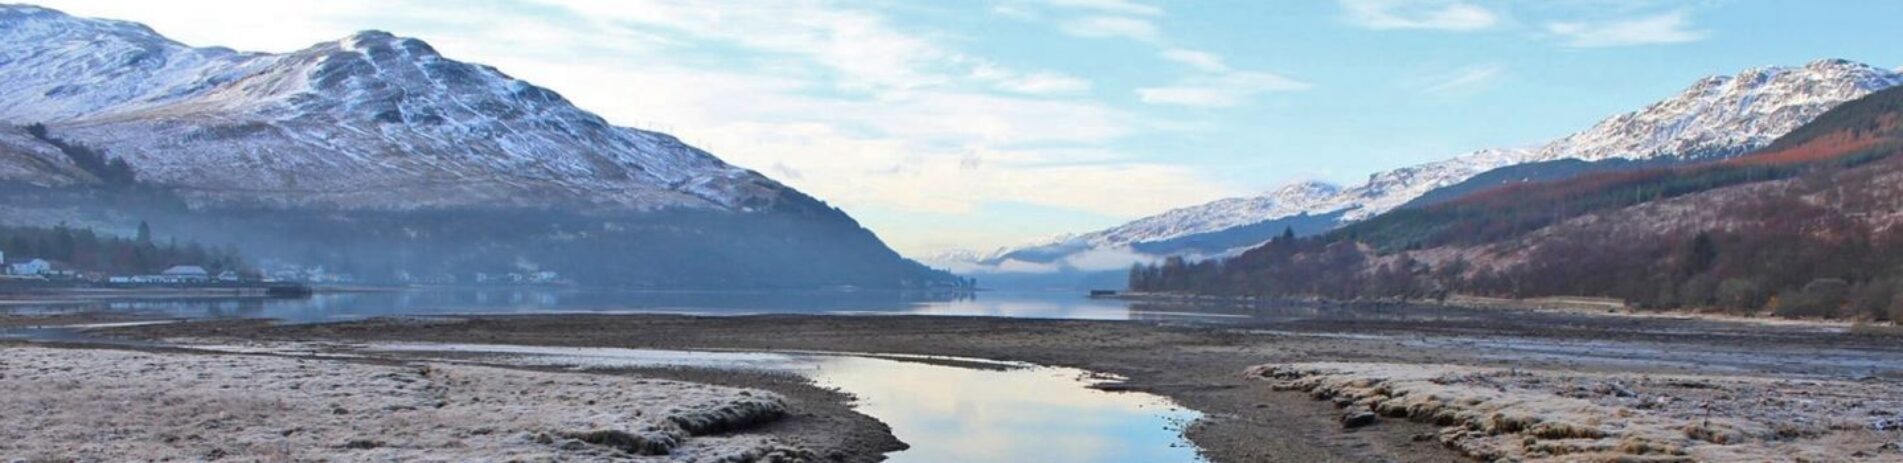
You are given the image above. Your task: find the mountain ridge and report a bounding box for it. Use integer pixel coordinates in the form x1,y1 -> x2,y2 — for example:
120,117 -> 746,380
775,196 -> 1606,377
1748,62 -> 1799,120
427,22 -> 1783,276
948,59 -> 1903,281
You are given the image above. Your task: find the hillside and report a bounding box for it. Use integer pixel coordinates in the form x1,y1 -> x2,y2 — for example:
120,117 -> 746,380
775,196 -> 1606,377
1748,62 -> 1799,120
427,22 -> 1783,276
0,5 -> 959,289
1133,85 -> 1903,320
955,59 -> 1903,284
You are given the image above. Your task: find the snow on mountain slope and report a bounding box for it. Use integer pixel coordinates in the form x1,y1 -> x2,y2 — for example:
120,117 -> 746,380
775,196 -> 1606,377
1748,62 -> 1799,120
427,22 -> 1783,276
1078,181 -> 1346,247
0,5 -> 787,211
953,59 -> 1903,273
973,147 -> 1529,269
1529,59 -> 1903,163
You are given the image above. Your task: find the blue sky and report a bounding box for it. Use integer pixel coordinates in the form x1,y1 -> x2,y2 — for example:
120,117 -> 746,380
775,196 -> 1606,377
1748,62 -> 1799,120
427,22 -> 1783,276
32,0 -> 1903,257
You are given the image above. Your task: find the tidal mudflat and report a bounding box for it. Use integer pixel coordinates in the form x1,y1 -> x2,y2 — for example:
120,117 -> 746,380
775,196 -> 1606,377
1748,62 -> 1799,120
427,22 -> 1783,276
12,298 -> 1903,462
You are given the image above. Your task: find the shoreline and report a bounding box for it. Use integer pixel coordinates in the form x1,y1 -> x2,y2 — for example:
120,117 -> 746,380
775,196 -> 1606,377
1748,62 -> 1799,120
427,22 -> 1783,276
1108,291 -> 1893,330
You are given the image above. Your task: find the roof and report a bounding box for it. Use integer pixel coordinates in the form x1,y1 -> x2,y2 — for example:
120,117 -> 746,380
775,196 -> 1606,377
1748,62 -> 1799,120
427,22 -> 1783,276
161,265 -> 209,276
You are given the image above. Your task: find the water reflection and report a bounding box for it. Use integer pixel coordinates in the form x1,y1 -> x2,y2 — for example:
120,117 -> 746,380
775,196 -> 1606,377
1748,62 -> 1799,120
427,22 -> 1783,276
810,357 -> 1200,463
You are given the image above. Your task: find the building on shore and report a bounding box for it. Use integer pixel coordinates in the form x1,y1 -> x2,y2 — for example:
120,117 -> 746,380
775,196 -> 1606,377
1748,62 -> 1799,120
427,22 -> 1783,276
160,265 -> 211,283
7,258 -> 74,279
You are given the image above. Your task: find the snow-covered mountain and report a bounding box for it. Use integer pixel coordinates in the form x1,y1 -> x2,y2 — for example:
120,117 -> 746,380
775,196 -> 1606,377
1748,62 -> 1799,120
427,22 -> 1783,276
0,4 -> 785,211
0,5 -> 960,289
953,59 -> 1903,277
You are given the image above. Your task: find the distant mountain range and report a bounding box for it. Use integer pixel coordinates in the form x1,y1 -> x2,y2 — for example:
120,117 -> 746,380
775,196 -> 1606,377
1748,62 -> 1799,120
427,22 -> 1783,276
0,5 -> 959,289
939,59 -> 1903,289
1135,82 -> 1903,319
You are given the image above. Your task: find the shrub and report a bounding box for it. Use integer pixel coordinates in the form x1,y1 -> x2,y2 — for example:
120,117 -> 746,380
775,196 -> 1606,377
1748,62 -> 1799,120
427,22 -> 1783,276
1715,278 -> 1768,313
1774,278 -> 1850,318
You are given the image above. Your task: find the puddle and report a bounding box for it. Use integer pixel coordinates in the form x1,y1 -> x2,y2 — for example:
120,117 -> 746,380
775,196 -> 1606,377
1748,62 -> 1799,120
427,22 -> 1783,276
356,343 -> 1203,463
806,356 -> 1201,462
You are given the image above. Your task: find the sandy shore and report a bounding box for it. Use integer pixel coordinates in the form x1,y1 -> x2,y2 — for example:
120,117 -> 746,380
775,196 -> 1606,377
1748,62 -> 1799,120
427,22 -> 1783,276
11,300 -> 1899,462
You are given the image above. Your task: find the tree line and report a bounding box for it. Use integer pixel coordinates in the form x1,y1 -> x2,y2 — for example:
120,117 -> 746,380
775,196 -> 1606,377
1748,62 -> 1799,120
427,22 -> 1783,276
25,123 -> 138,186
1,222 -> 243,276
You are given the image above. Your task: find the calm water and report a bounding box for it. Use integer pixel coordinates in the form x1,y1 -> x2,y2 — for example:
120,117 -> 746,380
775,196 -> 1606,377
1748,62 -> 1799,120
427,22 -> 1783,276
0,288 -> 1250,323
812,356 -> 1200,462
355,343 -> 1202,463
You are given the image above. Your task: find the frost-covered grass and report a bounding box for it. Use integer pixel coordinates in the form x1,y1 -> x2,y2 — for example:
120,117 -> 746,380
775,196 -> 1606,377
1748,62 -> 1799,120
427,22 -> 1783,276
1252,362 -> 1903,462
0,346 -> 810,461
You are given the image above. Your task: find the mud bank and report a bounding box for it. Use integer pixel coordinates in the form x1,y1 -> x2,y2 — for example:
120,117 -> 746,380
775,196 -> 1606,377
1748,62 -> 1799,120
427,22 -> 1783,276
0,345 -> 812,461
1253,362 -> 1903,461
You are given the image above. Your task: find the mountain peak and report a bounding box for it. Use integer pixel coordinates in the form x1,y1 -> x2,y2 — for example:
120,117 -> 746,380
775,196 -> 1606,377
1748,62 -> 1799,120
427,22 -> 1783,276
1804,57 -> 1863,70
327,29 -> 440,57
1272,180 -> 1341,197
0,2 -> 168,42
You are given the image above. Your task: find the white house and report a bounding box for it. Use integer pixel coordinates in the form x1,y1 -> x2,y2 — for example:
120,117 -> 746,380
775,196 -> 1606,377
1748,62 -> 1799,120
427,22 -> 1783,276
160,265 -> 210,283
10,258 -> 52,277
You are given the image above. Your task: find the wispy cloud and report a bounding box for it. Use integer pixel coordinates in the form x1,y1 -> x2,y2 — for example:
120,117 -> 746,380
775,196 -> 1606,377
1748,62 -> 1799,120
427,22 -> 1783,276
1340,0 -> 1500,31
1044,0 -> 1161,16
1059,15 -> 1159,41
991,3 -> 1037,20
1414,63 -> 1506,95
1547,10 -> 1708,47
1145,47 -> 1308,107
971,63 -> 1093,95
1138,71 -> 1310,108
1159,48 -> 1227,72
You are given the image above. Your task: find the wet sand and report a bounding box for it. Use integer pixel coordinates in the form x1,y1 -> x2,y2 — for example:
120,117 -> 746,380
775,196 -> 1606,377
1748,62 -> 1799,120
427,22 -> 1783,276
54,301 -> 1903,462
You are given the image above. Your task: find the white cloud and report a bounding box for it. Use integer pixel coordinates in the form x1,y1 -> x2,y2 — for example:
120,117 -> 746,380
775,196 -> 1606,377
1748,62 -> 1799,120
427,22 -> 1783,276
994,259 -> 1063,274
1044,0 -> 1162,16
1062,247 -> 1154,271
1138,71 -> 1310,107
970,63 -> 1093,95
1060,15 -> 1159,41
948,246 -> 1158,274
991,3 -> 1037,20
1547,11 -> 1708,47
1415,63 -> 1506,95
1340,0 -> 1500,31
1159,48 -> 1227,72
997,72 -> 1094,94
